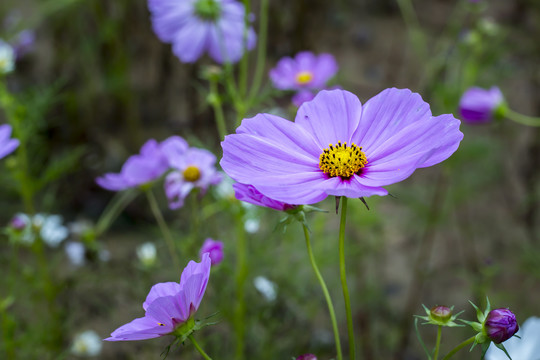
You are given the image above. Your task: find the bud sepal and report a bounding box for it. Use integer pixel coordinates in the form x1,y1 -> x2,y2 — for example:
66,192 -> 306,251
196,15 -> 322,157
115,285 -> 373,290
416,304 -> 464,327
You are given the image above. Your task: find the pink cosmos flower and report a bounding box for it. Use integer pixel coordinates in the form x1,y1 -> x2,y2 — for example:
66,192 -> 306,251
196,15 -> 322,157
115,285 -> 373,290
221,89 -> 463,204
0,124 -> 19,159
105,253 -> 211,341
459,86 -> 504,124
199,238 -> 224,265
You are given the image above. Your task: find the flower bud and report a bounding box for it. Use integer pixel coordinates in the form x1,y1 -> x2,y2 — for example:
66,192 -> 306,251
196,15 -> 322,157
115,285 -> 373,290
199,238 -> 224,266
296,354 -> 317,360
430,305 -> 452,324
484,308 -> 519,344
459,86 -> 505,124
9,214 -> 27,231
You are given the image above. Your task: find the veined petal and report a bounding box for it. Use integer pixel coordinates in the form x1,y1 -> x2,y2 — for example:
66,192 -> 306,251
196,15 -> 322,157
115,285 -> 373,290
296,90 -> 362,149
249,172 -> 329,204
143,282 -> 182,311
146,295 -> 190,325
354,88 -> 431,150
105,316 -> 172,341
320,175 -> 388,198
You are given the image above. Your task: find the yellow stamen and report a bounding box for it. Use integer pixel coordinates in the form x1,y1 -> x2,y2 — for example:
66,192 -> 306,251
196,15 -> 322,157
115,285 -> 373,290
296,71 -> 314,85
319,141 -> 368,179
183,165 -> 201,182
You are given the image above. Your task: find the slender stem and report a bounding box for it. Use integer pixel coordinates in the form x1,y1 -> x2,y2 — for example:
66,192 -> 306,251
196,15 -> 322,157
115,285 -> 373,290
441,336 -> 476,360
234,210 -> 248,360
239,0 -> 251,98
396,0 -> 428,59
144,189 -> 181,270
248,0 -> 269,103
505,108 -> 540,127
94,188 -> 138,237
338,197 -> 356,360
189,334 -> 213,360
302,223 -> 343,360
208,79 -> 228,140
433,325 -> 442,360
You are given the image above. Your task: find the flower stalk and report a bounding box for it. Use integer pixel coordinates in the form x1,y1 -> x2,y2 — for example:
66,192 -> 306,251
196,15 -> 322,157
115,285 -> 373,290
302,223 -> 343,360
338,197 -> 356,360
441,336 -> 476,360
189,334 -> 213,360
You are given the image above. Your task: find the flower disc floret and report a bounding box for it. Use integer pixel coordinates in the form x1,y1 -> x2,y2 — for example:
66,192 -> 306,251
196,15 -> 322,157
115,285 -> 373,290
183,165 -> 202,182
296,71 -> 314,85
319,141 -> 367,179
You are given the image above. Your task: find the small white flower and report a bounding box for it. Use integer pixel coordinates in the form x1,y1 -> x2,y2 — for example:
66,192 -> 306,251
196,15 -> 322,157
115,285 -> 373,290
71,330 -> 102,357
0,40 -> 15,74
244,217 -> 260,234
486,316 -> 540,360
213,172 -> 235,200
253,276 -> 277,302
65,242 -> 86,267
136,242 -> 157,267
39,214 -> 69,247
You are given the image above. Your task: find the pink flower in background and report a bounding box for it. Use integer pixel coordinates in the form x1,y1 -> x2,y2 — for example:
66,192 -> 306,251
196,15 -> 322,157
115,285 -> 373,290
459,86 -> 504,124
105,253 -> 211,341
0,124 -> 19,159
148,0 -> 256,64
199,238 -> 224,265
164,146 -> 222,209
270,52 -> 338,91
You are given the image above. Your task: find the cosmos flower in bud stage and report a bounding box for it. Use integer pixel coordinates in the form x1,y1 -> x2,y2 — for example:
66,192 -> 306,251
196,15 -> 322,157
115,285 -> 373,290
148,0 -> 256,64
106,253 -> 211,341
221,88 -> 463,205
199,238 -> 224,266
486,317 -> 540,360
416,304 -> 463,327
164,146 -> 222,209
484,308 -> 519,344
296,354 -> 317,360
459,86 -> 505,124
0,124 -> 19,159
96,138 -> 172,191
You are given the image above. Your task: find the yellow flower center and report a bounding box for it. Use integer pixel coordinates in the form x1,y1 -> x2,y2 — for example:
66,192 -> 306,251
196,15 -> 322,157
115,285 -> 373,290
296,71 -> 313,85
183,165 -> 201,182
319,141 -> 368,179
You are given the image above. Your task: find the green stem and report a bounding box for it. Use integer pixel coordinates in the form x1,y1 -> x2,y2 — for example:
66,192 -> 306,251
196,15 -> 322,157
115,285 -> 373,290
248,0 -> 269,104
238,0 -> 251,98
234,210 -> 248,360
94,188 -> 138,237
433,325 -> 442,360
209,79 -> 228,140
302,223 -> 343,360
505,108 -> 540,127
441,336 -> 476,360
338,197 -> 356,360
396,0 -> 428,59
144,189 -> 181,270
189,334 -> 213,360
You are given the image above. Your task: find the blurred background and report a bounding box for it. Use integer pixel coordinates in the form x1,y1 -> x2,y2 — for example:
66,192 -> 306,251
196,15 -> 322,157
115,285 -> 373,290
0,0 -> 539,359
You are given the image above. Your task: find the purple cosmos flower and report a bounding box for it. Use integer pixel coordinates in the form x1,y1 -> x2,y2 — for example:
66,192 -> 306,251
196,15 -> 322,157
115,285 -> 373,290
11,30 -> 35,59
199,238 -> 224,266
292,90 -> 316,107
269,52 -> 338,92
221,88 -> 463,204
96,138 -> 178,191
0,124 -> 19,158
484,308 -> 519,344
296,354 -> 317,360
233,183 -> 296,211
148,0 -> 256,64
105,253 -> 211,341
164,146 -> 222,209
459,86 -> 504,124
486,316 -> 540,360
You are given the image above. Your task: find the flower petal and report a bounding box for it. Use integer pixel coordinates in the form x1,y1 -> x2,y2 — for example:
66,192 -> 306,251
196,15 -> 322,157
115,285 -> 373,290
171,19 -> 210,63
143,282 -> 182,311
105,316 -> 171,341
296,89 -> 362,149
146,295 -> 190,325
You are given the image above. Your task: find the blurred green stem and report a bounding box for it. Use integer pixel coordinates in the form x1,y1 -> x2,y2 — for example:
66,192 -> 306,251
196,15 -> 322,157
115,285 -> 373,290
433,325 -> 442,360
0,80 -> 35,214
239,0 -> 251,98
396,0 -> 428,59
441,336 -> 475,360
234,209 -> 248,360
145,189 -> 181,270
94,188 -> 138,237
189,334 -> 213,360
208,79 -> 228,140
505,108 -> 540,127
248,0 -> 269,104
302,223 -> 343,360
338,197 -> 356,360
